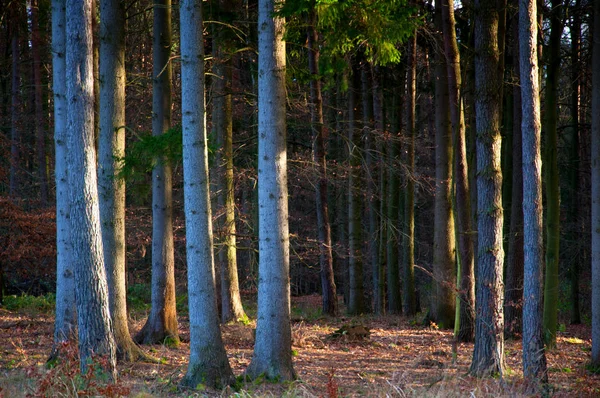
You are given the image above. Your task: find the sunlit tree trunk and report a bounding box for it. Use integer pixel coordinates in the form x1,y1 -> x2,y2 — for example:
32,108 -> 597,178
51,0 -> 77,351
136,0 -> 179,345
245,0 -> 296,381
469,0 -> 505,378
519,0 -> 548,385
66,0 -> 116,377
179,0 -> 234,387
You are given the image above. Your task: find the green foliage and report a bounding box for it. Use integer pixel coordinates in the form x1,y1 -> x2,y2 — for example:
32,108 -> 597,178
2,293 -> 55,313
127,283 -> 151,312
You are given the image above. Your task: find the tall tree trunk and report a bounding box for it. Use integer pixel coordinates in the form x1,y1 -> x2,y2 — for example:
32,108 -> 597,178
568,1 -> 581,325
442,0 -> 475,342
51,0 -> 77,351
519,0 -> 548,386
66,0 -> 116,377
469,0 -> 505,378
245,0 -> 296,381
432,2 -> 456,329
591,0 -> 600,368
306,9 -> 337,316
542,0 -> 563,349
98,0 -> 148,361
179,0 -> 235,388
31,0 -> 48,205
347,60 -> 365,315
505,5 -> 524,337
9,5 -> 20,200
212,3 -> 247,324
403,32 -> 417,317
372,65 -> 385,315
136,0 -> 179,345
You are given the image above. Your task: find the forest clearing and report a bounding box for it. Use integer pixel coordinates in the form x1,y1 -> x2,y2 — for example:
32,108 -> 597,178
1,293 -> 599,397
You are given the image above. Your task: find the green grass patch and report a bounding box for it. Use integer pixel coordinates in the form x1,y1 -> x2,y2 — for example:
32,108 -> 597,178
2,293 -> 55,314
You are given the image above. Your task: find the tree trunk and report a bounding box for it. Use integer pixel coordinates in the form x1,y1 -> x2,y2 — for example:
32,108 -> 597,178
51,0 -> 77,351
31,0 -> 48,205
212,3 -> 247,324
372,65 -> 385,315
591,0 -> 600,368
403,32 -> 417,317
245,0 -> 296,381
505,6 -> 524,337
66,0 -> 116,378
306,10 -> 337,316
179,0 -> 235,388
9,4 -> 20,200
98,0 -> 148,362
469,0 -> 505,378
542,0 -> 563,349
567,1 -> 581,325
136,0 -> 179,345
519,0 -> 548,385
347,60 -> 365,316
432,1 -> 456,329
442,0 -> 475,342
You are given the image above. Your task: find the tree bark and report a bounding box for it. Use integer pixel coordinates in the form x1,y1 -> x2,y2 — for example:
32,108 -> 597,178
136,0 -> 179,346
469,0 -> 505,378
66,0 -> 116,378
591,0 -> 600,367
245,0 -> 296,381
51,0 -> 77,351
519,0 -> 548,385
179,0 -> 235,388
9,3 -> 20,200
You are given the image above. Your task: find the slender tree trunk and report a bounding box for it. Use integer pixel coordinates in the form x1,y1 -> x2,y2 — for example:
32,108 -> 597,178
245,0 -> 296,381
52,0 -> 77,351
347,60 -> 365,315
470,0 -> 505,378
442,0 -> 475,342
505,7 -> 525,337
432,2 -> 456,329
542,0 -> 563,349
568,2 -> 581,325
98,0 -> 148,361
306,10 -> 337,316
136,0 -> 179,345
212,4 -> 247,324
66,0 -> 116,377
31,0 -> 48,205
403,32 -> 417,317
591,0 -> 600,368
179,0 -> 234,387
372,65 -> 385,315
519,0 -> 548,385
9,7 -> 20,200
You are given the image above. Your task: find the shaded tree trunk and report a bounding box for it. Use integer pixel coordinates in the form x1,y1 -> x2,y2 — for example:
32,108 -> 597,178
372,65 -> 385,315
591,0 -> 600,368
179,0 -> 235,388
307,9 -> 337,316
9,4 -> 20,200
245,0 -> 296,381
519,0 -> 548,385
136,0 -> 179,345
66,0 -> 116,377
469,0 -> 505,378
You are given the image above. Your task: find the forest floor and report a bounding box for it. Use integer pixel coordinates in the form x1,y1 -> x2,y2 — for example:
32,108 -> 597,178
0,293 -> 599,397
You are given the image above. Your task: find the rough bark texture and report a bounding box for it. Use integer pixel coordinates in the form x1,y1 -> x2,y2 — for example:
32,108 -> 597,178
591,0 -> 600,368
245,0 -> 296,381
403,32 -> 417,317
98,0 -> 148,362
519,0 -> 548,385
31,0 -> 48,205
307,10 -> 337,317
441,0 -> 474,342
432,2 -> 456,329
66,0 -> 116,378
179,0 -> 235,388
469,0 -> 505,378
212,4 -> 247,324
52,0 -> 77,349
136,0 -> 179,346
347,61 -> 365,316
542,0 -> 563,349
